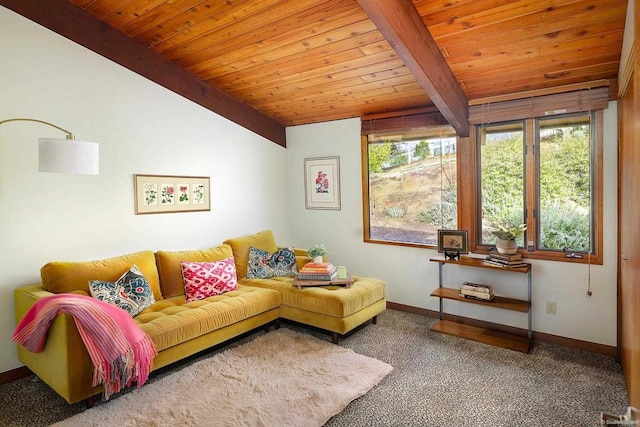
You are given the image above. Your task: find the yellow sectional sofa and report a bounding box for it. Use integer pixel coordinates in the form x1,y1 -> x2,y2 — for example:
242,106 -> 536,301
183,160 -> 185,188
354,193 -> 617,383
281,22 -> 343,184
13,230 -> 386,406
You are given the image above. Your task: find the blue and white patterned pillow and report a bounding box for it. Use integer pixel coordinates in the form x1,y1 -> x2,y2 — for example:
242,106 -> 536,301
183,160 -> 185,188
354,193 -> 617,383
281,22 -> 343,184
246,247 -> 296,279
88,264 -> 155,317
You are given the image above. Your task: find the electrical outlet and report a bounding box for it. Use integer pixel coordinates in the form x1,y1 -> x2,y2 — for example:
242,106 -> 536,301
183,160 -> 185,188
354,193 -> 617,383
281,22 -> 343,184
546,301 -> 557,315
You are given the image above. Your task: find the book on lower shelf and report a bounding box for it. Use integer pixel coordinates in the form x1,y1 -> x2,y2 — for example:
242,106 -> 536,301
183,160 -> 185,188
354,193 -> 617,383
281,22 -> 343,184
461,281 -> 493,293
460,281 -> 495,301
460,290 -> 495,302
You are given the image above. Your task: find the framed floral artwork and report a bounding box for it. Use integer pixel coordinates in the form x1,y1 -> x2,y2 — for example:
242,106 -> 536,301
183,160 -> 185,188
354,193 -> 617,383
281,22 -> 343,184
304,156 -> 341,210
134,174 -> 210,214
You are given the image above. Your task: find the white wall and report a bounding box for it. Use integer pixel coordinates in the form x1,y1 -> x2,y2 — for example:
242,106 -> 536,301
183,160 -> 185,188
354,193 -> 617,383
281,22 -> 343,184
286,104 -> 618,347
0,8 -> 291,372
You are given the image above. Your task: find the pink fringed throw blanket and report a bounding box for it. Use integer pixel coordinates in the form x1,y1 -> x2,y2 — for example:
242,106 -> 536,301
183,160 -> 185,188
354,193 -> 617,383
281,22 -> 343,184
12,294 -> 157,400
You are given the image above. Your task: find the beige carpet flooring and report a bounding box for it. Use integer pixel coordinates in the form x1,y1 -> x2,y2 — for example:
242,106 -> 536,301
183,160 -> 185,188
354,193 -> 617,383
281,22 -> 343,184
0,309 -> 630,426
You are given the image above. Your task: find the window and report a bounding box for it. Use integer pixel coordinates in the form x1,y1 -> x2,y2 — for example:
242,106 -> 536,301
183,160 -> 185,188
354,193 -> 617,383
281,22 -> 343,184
537,114 -> 593,252
474,111 -> 602,263
362,113 -> 458,247
363,88 -> 606,259
478,121 -> 526,248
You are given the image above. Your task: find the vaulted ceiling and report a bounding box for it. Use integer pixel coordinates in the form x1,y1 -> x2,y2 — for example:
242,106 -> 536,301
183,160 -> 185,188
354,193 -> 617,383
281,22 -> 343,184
1,0 -> 627,146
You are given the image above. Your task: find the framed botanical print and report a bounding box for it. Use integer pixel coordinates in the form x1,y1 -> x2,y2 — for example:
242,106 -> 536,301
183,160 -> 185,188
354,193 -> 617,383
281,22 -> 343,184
304,156 -> 341,210
134,174 -> 210,214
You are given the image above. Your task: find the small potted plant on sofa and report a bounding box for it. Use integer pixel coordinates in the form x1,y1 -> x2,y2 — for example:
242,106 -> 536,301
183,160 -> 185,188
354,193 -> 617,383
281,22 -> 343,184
491,223 -> 527,254
307,244 -> 328,263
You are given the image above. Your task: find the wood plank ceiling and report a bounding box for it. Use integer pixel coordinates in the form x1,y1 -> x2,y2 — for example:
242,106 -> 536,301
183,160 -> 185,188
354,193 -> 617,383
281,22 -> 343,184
2,0 -> 628,142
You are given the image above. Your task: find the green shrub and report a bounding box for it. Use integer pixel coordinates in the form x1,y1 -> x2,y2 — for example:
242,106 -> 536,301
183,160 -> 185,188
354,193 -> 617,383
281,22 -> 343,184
386,206 -> 406,218
540,199 -> 590,251
480,133 -> 524,215
386,154 -> 408,168
418,185 -> 457,229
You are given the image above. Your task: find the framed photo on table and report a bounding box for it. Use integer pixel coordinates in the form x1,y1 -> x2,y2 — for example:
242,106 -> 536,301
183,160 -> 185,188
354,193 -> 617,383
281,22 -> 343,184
304,156 -> 341,210
437,229 -> 469,260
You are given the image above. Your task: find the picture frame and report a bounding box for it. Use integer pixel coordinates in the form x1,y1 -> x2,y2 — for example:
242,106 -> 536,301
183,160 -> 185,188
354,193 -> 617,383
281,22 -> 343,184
304,156 -> 341,210
134,174 -> 210,215
437,229 -> 469,260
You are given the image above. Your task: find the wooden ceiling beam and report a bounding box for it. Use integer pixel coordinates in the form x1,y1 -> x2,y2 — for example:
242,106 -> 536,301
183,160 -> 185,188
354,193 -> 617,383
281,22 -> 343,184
0,0 -> 287,147
357,0 -> 469,136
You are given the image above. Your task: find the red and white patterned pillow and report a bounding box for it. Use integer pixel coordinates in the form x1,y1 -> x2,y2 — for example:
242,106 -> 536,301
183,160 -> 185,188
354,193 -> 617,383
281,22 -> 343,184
180,258 -> 238,302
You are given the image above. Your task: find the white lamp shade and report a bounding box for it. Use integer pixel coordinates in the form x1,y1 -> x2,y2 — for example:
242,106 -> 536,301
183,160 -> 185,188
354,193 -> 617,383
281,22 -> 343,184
38,138 -> 99,175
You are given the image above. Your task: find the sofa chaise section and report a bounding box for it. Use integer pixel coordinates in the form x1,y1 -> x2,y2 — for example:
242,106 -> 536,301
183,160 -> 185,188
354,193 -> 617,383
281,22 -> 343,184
224,230 -> 387,343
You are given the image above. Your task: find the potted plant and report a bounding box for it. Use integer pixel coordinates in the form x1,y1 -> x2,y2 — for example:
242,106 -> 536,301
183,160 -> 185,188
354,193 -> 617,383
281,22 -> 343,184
307,244 -> 328,263
491,223 -> 527,254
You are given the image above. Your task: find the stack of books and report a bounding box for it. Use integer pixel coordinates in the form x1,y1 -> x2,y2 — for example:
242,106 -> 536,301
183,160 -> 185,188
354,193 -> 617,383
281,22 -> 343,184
296,262 -> 337,281
484,251 -> 529,268
460,282 -> 495,301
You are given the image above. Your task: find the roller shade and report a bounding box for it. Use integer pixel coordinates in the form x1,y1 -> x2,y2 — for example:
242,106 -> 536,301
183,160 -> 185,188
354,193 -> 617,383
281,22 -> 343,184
469,87 -> 610,125
361,109 -> 450,137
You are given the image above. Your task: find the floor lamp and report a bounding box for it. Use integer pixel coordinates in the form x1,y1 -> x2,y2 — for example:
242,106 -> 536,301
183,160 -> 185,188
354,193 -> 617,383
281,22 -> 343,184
0,118 -> 99,175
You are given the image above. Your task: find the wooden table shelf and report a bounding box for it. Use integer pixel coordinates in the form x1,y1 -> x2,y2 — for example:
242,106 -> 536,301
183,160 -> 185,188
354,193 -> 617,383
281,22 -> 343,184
430,287 -> 530,313
429,255 -> 533,353
433,255 -> 531,273
432,320 -> 531,353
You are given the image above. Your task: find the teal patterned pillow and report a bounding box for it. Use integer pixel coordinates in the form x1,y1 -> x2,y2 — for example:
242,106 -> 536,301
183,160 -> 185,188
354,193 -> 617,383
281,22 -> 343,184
88,264 -> 156,317
246,247 -> 296,279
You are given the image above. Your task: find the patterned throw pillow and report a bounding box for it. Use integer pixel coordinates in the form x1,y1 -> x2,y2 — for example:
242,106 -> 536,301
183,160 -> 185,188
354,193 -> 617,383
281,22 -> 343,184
246,246 -> 296,279
89,264 -> 156,317
181,257 -> 238,302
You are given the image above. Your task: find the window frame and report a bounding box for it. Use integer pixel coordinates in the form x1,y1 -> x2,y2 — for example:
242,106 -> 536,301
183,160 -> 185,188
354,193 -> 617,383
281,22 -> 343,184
360,130 -> 460,249
460,110 -> 603,265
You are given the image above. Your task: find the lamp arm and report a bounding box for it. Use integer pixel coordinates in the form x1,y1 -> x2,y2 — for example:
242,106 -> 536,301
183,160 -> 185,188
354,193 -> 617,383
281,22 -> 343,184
0,118 -> 75,140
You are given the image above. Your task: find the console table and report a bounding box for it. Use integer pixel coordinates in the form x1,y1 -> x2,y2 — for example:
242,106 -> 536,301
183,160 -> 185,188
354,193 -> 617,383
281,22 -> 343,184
430,255 -> 532,353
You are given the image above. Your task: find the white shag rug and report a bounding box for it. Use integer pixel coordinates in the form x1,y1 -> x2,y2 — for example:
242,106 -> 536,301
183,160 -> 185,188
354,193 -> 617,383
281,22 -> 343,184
53,328 -> 393,427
